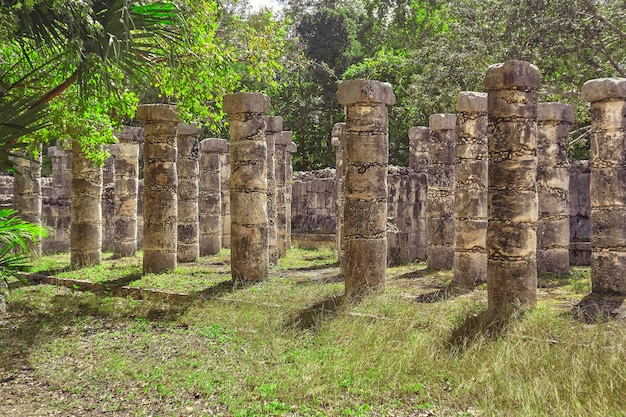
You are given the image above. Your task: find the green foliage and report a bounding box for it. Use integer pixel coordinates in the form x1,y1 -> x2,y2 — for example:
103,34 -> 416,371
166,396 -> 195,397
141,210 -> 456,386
0,209 -> 48,286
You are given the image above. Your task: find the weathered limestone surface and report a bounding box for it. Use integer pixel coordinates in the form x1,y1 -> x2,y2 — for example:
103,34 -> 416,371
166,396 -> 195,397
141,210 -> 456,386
387,166 -> 427,264
427,113 -> 456,270
101,146 -> 116,251
276,131 -> 295,256
408,126 -> 429,174
454,92 -> 488,287
484,60 -> 540,310
537,103 -> 573,274
224,92 -> 270,283
332,122 -> 346,272
266,116 -> 282,264
11,148 -> 43,256
70,140 -> 103,267
136,104 -> 180,274
199,138 -> 227,255
220,149 -> 231,249
43,145 -> 71,253
113,128 -> 140,258
569,160 -> 591,266
176,123 -> 200,263
582,77 -> 626,294
338,79 -> 395,296
292,169 -> 337,234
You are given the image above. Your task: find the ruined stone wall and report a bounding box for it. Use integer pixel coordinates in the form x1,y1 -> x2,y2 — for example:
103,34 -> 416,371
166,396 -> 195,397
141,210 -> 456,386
292,169 -> 337,235
387,166 -> 427,264
569,160 -> 591,266
291,166 -> 427,264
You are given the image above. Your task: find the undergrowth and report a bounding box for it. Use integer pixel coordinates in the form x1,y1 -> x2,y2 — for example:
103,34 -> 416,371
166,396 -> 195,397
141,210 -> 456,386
2,248 -> 625,417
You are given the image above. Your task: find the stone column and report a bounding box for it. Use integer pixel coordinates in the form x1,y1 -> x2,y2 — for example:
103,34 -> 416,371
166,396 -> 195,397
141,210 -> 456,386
408,126 -> 429,174
454,92 -> 488,287
101,146 -> 116,251
285,138 -> 296,252
220,148 -> 231,249
113,130 -> 140,258
176,123 -> 200,263
136,104 -> 180,274
44,145 -> 71,253
275,131 -> 293,256
331,122 -> 347,271
223,93 -> 270,283
266,116 -> 282,265
11,148 -> 43,256
70,140 -> 103,267
427,114 -> 456,270
537,103 -> 573,275
337,80 -> 395,297
198,138 -> 227,255
484,60 -> 540,310
582,77 -> 626,295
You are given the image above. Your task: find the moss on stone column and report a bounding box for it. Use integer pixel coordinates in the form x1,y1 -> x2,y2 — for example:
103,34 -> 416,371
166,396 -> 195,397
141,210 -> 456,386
176,123 -> 200,263
484,60 -> 540,310
199,138 -> 228,255
454,92 -> 488,287
266,116 -> 283,265
276,131 -> 294,256
537,103 -> 573,275
224,93 -> 270,283
427,114 -> 456,270
70,140 -> 103,268
220,148 -> 231,249
338,80 -> 395,297
136,104 -> 181,274
582,77 -> 626,295
331,122 -> 347,273
113,128 -> 140,258
11,148 -> 43,256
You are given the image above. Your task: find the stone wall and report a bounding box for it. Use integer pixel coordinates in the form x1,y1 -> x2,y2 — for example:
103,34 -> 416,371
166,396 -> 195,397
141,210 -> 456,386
569,160 -> 591,266
291,166 -> 427,264
292,168 -> 337,235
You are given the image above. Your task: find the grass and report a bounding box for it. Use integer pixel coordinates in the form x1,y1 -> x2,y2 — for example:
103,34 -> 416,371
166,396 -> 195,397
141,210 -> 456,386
2,248 -> 626,416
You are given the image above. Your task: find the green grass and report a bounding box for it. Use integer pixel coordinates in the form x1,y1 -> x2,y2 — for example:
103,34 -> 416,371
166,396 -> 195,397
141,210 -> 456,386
2,248 -> 626,417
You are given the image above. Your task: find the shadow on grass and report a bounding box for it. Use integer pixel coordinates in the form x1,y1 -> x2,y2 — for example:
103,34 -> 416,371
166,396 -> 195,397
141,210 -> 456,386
572,293 -> 626,323
394,267 -> 436,280
0,291 -> 190,376
287,294 -> 344,330
283,262 -> 340,272
294,274 -> 344,286
192,279 -> 249,300
101,273 -> 143,287
413,285 -> 471,303
447,308 -> 519,353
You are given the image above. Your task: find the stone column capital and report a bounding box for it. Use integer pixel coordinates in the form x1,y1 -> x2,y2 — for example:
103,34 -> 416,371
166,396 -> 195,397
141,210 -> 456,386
483,60 -> 540,91
581,77 -> 626,103
200,138 -> 229,154
223,93 -> 270,114
337,80 -> 396,105
266,116 -> 284,133
457,91 -> 487,113
537,103 -> 575,123
177,122 -> 201,136
429,114 -> 457,130
408,126 -> 429,141
276,131 -> 294,146
135,104 -> 180,123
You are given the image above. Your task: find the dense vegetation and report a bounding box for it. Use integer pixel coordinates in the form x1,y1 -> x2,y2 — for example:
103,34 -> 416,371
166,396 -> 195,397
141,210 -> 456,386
3,0 -> 626,168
